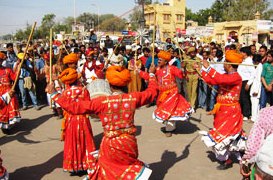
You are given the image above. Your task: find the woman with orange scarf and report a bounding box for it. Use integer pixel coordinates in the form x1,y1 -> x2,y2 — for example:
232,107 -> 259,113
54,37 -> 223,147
196,50 -> 247,170
143,50 -> 193,137
57,53 -> 96,175
49,64 -> 158,180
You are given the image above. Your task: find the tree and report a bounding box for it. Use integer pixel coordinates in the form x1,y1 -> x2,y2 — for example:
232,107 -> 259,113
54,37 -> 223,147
53,23 -> 71,34
210,0 -> 229,22
77,13 -> 98,30
196,9 -> 213,26
220,0 -> 273,21
39,14 -> 56,38
41,14 -> 56,29
129,7 -> 143,30
185,8 -> 212,26
185,8 -> 199,22
2,34 -> 13,41
99,16 -> 126,32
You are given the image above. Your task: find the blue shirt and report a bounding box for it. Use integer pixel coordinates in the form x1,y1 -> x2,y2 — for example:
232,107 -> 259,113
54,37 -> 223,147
6,52 -> 17,68
35,58 -> 45,71
145,56 -> 158,69
14,59 -> 33,78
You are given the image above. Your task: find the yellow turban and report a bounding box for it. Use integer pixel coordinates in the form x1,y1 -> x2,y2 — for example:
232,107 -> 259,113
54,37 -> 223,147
59,68 -> 81,85
187,47 -> 196,54
63,53 -> 79,65
225,50 -> 243,64
106,66 -> 131,87
17,53 -> 25,60
0,52 -> 6,60
158,50 -> 172,62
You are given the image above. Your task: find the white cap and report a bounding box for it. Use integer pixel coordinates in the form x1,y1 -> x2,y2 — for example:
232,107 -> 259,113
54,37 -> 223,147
185,38 -> 191,41
110,54 -> 124,66
145,39 -> 150,44
196,37 -> 201,41
132,45 -> 141,52
231,39 -> 235,42
125,45 -> 132,50
150,43 -> 158,48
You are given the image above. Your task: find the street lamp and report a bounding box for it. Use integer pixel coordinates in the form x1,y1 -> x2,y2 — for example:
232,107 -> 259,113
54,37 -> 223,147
91,3 -> 100,32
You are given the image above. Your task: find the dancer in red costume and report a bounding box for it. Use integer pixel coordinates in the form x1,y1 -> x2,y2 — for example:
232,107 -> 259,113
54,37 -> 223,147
195,50 -> 247,170
142,50 -> 193,137
49,65 -> 157,180
0,90 -> 14,180
58,53 -> 97,175
0,52 -> 20,133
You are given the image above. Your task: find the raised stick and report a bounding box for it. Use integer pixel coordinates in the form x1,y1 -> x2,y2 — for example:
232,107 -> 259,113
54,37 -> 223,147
11,22 -> 37,91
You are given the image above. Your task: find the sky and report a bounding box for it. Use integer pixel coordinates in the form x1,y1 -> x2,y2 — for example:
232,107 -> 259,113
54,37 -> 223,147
0,0 -> 271,36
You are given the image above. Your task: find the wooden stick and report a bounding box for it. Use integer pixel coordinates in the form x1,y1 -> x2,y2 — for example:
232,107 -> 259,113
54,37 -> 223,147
134,37 -> 138,75
60,40 -> 69,54
11,22 -> 37,91
109,36 -> 124,60
49,28 -> 53,108
172,21 -> 184,61
151,11 -> 156,66
182,59 -> 258,67
49,28 -> 53,83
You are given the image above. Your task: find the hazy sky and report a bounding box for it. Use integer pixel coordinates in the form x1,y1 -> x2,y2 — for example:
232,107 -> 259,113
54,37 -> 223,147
0,0 -> 271,36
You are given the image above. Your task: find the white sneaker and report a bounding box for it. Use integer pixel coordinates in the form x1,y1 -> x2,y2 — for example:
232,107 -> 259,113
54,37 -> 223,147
243,117 -> 248,121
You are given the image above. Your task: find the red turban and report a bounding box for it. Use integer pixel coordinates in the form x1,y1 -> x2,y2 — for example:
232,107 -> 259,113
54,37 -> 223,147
225,50 -> 243,64
58,68 -> 81,85
43,53 -> 50,61
0,52 -> 6,60
158,50 -> 172,62
63,53 -> 79,65
106,66 -> 131,87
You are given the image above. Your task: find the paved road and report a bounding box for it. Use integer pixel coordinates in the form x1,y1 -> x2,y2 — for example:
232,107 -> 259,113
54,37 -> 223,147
0,105 -> 252,180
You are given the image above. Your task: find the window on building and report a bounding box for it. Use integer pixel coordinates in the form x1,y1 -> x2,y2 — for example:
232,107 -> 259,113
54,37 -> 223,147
163,14 -> 171,21
177,14 -> 183,22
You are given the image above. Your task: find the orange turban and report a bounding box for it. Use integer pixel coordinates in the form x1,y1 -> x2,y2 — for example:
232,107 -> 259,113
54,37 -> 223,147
158,50 -> 172,62
0,52 -> 6,60
225,50 -> 243,64
106,66 -> 131,87
58,68 -> 81,85
63,53 -> 79,65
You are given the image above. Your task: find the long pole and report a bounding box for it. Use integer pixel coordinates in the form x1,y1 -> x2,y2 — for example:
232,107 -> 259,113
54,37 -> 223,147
91,4 -> 99,32
182,59 -> 257,67
151,10 -> 156,66
49,28 -> 53,108
11,22 -> 37,91
134,37 -> 138,74
49,28 -> 53,83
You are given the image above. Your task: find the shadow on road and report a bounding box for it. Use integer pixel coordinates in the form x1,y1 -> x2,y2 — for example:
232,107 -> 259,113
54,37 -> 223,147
9,131 -> 104,179
0,114 -> 53,146
173,120 -> 200,135
9,151 -> 63,179
149,134 -> 199,180
206,151 -> 218,162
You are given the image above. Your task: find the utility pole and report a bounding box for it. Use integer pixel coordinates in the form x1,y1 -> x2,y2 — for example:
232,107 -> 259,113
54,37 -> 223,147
134,0 -> 146,29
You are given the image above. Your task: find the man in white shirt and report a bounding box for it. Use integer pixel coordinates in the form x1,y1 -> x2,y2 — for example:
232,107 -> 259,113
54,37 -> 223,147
238,46 -> 256,121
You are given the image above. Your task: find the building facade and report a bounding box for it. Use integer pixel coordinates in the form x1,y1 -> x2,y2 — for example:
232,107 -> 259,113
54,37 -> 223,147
213,14 -> 273,46
144,0 -> 185,41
